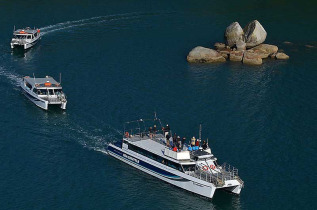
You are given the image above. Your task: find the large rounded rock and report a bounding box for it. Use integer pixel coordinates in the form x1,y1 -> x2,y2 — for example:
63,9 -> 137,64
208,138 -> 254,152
251,44 -> 278,55
244,20 -> 267,47
187,46 -> 226,63
225,22 -> 244,47
243,51 -> 262,65
276,52 -> 289,60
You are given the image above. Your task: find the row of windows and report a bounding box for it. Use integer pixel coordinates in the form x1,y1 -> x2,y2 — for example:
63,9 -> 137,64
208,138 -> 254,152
128,143 -> 187,172
32,88 -> 63,95
14,33 -> 38,39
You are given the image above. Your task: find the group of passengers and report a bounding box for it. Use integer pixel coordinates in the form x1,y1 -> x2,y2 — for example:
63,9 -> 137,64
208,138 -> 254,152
160,124 -> 208,152
147,123 -> 208,151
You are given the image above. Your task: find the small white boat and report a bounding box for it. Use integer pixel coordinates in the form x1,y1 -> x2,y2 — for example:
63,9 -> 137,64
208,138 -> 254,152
11,27 -> 41,50
20,76 -> 67,110
108,117 -> 244,199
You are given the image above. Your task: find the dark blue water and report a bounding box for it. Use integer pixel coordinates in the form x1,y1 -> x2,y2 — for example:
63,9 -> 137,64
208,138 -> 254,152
1,0 -> 316,209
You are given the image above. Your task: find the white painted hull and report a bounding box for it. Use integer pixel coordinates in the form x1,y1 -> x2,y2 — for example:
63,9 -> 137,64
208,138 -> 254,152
108,144 -> 217,199
20,82 -> 66,110
11,36 -> 40,50
20,85 -> 48,110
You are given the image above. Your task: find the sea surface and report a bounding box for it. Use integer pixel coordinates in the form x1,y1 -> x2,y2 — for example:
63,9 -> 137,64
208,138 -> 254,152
0,0 -> 316,209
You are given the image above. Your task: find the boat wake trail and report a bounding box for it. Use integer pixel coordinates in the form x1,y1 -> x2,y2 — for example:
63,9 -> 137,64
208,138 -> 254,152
40,11 -> 171,35
0,66 -> 21,87
58,119 -> 122,155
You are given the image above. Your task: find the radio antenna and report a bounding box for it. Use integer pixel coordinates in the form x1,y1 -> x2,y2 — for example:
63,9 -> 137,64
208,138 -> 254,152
199,124 -> 202,140
59,73 -> 62,84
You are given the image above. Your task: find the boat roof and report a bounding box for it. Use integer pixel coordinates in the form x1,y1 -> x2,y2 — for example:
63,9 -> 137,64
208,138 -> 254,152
14,27 -> 38,35
24,76 -> 61,88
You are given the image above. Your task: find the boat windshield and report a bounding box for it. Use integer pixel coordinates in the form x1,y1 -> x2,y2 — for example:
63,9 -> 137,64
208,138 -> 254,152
14,35 -> 27,39
54,89 -> 63,95
35,88 -> 63,96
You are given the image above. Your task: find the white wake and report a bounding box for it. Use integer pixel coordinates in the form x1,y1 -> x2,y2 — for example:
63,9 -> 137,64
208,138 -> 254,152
0,66 -> 21,86
40,12 -> 167,35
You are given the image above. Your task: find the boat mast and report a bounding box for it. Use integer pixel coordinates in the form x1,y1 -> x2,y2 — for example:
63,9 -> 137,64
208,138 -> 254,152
59,73 -> 62,84
199,124 -> 202,140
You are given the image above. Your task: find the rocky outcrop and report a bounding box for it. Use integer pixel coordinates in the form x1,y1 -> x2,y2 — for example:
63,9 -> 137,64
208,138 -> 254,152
225,22 -> 244,47
214,42 -> 226,50
276,52 -> 289,60
229,51 -> 243,62
187,20 -> 290,65
187,46 -> 226,63
243,51 -> 262,65
244,20 -> 267,47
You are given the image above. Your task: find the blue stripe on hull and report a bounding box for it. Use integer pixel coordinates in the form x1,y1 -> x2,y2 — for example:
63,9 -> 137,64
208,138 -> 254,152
108,145 -> 188,182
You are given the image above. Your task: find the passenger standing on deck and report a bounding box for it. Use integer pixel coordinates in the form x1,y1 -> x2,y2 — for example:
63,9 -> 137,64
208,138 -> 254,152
173,133 -> 177,146
164,124 -> 170,137
153,125 -> 157,138
196,138 -> 200,146
181,137 -> 186,149
173,146 -> 177,152
149,127 -> 153,139
202,140 -> 207,150
191,136 -> 196,147
166,134 -> 170,147
177,136 -> 182,150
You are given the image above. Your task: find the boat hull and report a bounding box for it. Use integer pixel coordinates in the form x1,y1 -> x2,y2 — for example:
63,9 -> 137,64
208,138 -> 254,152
108,143 -> 216,199
11,37 -> 40,50
21,86 -> 48,110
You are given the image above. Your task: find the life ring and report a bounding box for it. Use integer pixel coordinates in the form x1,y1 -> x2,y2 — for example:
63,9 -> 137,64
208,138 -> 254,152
202,166 -> 208,171
210,165 -> 216,170
125,132 -> 129,138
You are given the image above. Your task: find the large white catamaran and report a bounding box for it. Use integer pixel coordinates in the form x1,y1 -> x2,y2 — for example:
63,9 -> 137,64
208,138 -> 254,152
108,116 -> 244,199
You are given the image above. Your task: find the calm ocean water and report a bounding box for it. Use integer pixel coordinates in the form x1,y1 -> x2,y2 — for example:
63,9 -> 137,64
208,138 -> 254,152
0,0 -> 316,209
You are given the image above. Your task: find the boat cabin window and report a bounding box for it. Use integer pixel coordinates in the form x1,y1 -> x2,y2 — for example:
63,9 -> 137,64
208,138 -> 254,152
34,32 -> 38,37
15,35 -> 26,39
55,89 -> 63,95
128,144 -> 183,172
48,89 -> 54,95
40,89 -> 47,95
25,82 -> 32,90
182,164 -> 196,172
27,35 -> 31,39
33,88 -> 46,95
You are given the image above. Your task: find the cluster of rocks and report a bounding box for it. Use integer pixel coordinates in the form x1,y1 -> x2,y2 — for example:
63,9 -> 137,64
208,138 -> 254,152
187,20 -> 289,65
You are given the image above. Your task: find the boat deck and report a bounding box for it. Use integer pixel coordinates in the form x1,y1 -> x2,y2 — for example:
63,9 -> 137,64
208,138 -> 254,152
127,134 -> 193,164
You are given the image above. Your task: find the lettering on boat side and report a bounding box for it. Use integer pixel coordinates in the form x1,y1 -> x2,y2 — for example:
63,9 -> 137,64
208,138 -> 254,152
123,153 -> 140,163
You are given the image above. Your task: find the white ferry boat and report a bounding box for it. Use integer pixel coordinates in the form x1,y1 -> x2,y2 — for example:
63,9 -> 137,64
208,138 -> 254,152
20,76 -> 67,110
108,118 -> 244,199
11,27 -> 41,50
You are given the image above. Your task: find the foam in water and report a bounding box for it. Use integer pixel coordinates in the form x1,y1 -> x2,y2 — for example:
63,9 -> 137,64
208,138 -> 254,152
40,11 -> 171,35
0,66 -> 22,86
